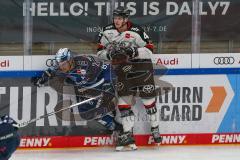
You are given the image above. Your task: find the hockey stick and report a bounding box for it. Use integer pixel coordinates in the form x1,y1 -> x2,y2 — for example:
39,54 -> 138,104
17,95 -> 102,128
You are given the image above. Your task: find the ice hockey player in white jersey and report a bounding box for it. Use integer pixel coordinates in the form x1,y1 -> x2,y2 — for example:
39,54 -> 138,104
97,6 -> 161,151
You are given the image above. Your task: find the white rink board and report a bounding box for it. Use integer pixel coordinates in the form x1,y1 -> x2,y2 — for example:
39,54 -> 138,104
199,53 -> 240,68
1,53 -> 240,71
151,54 -> 191,68
133,74 -> 234,134
0,56 -> 23,70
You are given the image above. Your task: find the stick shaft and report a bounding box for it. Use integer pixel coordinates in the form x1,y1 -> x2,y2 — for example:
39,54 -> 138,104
18,95 -> 101,128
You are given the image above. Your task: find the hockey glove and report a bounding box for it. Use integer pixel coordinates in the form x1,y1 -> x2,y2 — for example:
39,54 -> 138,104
31,69 -> 54,87
0,115 -> 19,129
124,47 -> 138,59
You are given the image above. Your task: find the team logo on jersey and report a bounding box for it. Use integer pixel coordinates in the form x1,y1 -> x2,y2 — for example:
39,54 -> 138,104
76,69 -> 87,75
125,33 -> 130,38
143,85 -> 155,93
116,82 -> 124,91
122,65 -> 132,72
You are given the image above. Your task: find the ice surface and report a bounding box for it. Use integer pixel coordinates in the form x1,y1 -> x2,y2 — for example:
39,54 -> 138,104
11,146 -> 240,160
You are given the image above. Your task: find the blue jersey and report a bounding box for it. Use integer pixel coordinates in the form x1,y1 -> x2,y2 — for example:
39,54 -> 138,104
75,64 -> 114,112
48,55 -> 119,131
54,55 -> 114,90
67,63 -> 112,90
0,115 -> 20,160
54,56 -> 115,113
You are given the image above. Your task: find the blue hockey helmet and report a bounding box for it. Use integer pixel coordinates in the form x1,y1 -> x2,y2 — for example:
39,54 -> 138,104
55,48 -> 72,63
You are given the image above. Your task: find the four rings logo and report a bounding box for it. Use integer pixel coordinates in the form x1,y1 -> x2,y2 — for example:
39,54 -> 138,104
214,57 -> 235,65
46,58 -> 58,67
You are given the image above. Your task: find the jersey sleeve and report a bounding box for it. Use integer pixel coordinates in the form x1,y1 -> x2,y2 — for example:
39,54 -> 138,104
97,25 -> 114,51
136,29 -> 154,52
97,26 -> 112,60
97,32 -> 105,51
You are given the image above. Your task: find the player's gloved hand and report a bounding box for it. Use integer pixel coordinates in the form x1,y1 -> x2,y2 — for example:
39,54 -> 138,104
123,46 -> 138,59
0,115 -> 19,129
105,42 -> 124,60
31,69 -> 54,87
106,46 -> 117,60
31,77 -> 46,87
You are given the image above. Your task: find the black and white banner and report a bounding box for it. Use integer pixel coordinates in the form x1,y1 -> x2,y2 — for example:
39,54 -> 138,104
1,0 -> 239,43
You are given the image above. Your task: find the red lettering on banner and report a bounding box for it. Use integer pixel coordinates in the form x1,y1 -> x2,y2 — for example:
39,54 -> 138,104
0,60 -> 9,68
156,58 -> 179,65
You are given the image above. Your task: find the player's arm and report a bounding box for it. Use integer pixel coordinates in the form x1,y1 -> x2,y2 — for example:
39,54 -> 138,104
120,27 -> 153,60
134,28 -> 154,59
97,31 -> 110,60
97,25 -> 116,60
31,68 -> 56,87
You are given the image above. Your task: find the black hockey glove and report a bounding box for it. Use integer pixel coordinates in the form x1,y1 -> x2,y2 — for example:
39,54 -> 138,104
31,77 -> 46,87
106,51 -> 114,60
106,47 -> 119,60
0,115 -> 19,129
31,69 -> 54,87
124,47 -> 138,59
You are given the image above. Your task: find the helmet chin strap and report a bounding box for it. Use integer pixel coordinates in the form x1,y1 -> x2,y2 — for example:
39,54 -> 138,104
69,59 -> 74,71
62,59 -> 74,73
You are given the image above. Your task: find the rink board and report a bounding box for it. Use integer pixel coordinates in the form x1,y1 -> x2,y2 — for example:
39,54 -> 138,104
1,54 -> 240,148
19,133 -> 240,148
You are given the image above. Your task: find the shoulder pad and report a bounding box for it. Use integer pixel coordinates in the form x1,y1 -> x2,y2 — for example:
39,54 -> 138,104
129,24 -> 144,33
103,24 -> 115,31
130,23 -> 150,42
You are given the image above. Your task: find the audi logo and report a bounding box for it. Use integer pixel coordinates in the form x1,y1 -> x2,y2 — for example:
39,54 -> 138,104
46,58 -> 58,67
213,57 -> 235,65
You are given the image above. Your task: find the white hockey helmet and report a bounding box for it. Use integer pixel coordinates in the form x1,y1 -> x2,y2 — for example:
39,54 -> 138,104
55,48 -> 72,63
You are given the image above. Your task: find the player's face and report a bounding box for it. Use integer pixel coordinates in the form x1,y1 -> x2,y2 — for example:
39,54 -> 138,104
113,16 -> 128,30
58,60 -> 72,73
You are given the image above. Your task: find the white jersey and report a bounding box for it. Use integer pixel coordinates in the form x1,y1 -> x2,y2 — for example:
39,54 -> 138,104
97,21 -> 153,60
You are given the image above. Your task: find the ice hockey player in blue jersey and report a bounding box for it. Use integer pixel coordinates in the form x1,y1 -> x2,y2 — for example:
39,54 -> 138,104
31,48 -> 122,133
0,115 -> 20,160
